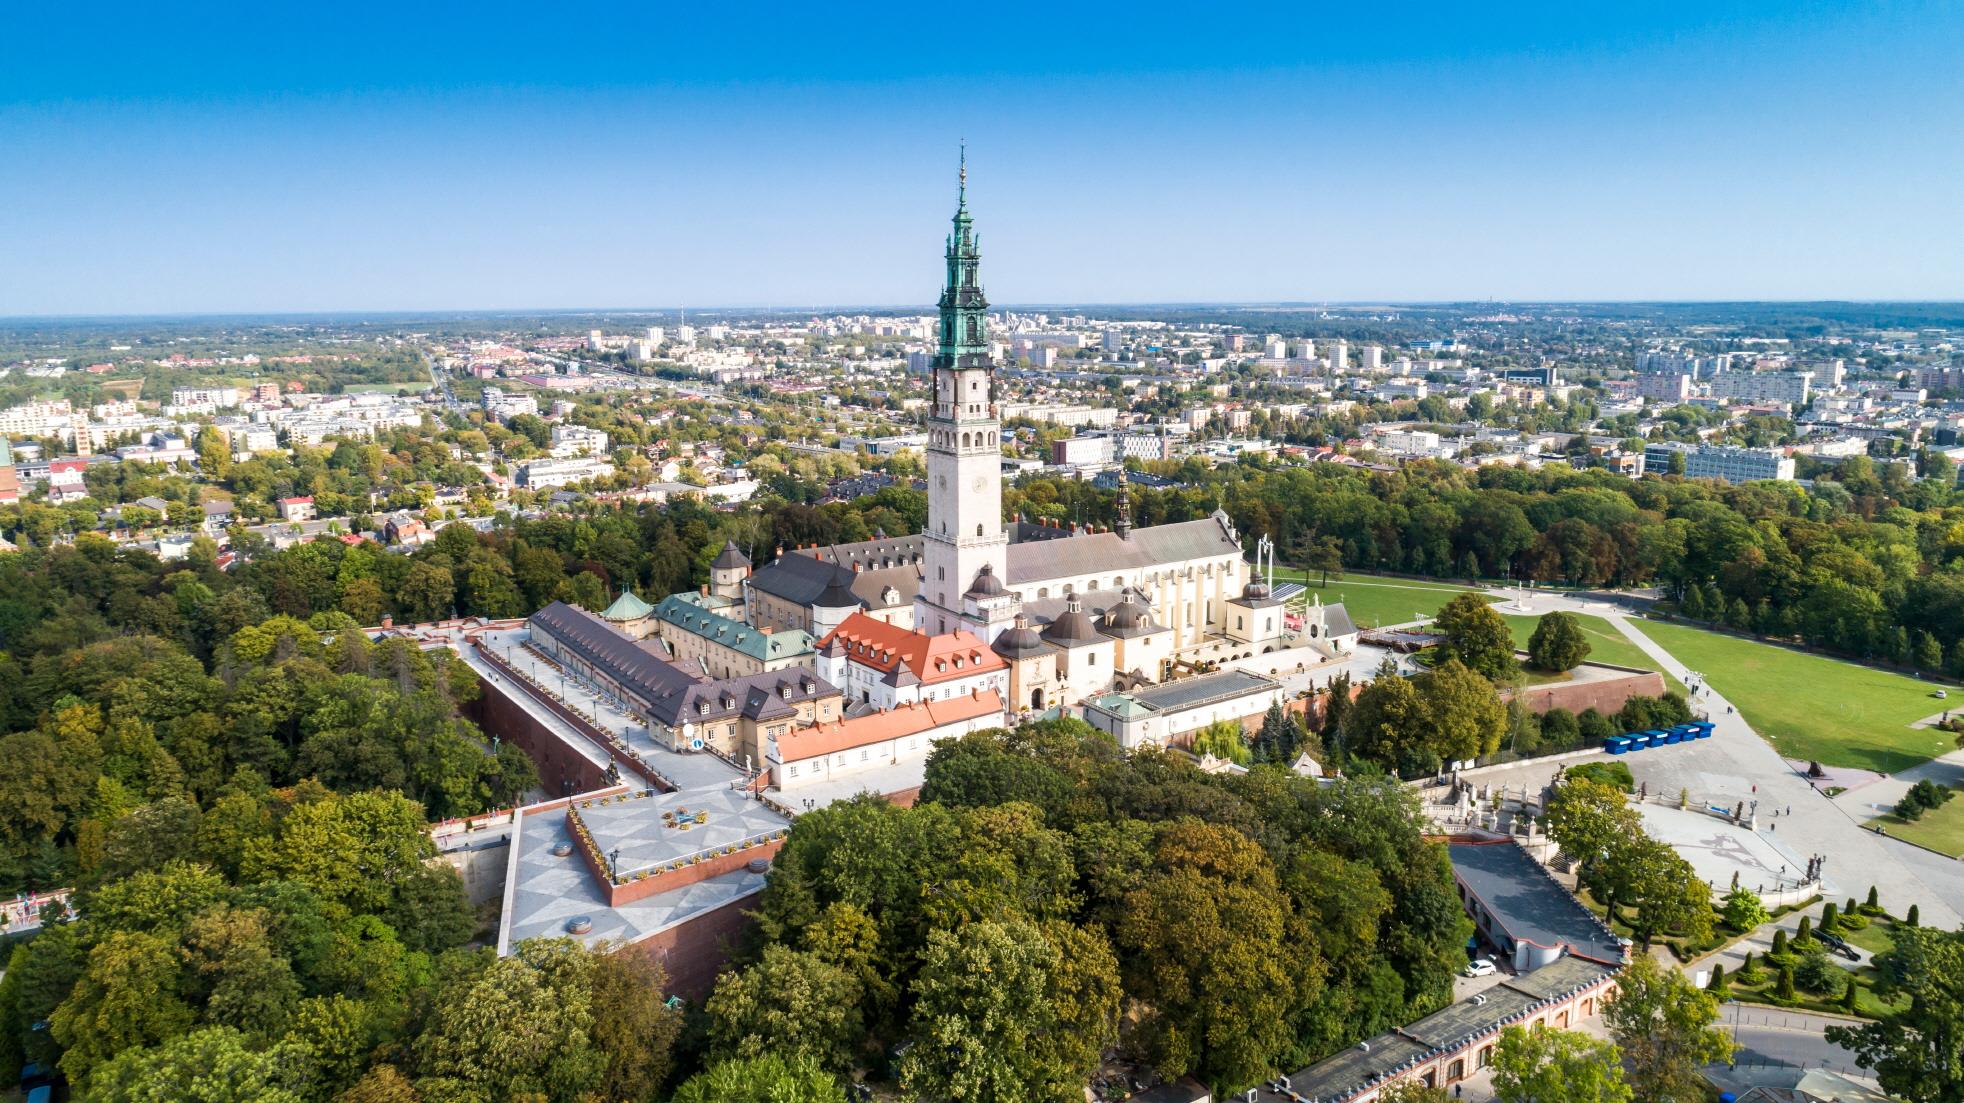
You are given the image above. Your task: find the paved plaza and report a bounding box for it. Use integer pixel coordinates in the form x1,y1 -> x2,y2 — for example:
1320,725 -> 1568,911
500,799 -> 767,949
575,787 -> 789,880
1635,803 -> 1821,898
1446,588 -> 1964,930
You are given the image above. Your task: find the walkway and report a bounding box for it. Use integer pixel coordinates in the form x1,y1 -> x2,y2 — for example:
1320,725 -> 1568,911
1474,588 -> 1964,931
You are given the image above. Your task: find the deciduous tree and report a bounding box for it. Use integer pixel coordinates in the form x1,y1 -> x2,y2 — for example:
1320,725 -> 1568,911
1527,612 -> 1591,673
1604,955 -> 1735,1103
1490,1024 -> 1631,1103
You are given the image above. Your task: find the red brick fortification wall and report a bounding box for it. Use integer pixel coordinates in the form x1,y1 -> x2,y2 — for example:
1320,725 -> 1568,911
626,890 -> 761,1001
1504,669 -> 1667,718
465,673 -> 612,796
607,837 -> 786,907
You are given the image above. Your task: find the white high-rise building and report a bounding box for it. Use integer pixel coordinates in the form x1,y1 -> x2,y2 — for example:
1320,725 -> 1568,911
1361,345 -> 1384,372
1295,338 -> 1316,360
1328,340 -> 1349,374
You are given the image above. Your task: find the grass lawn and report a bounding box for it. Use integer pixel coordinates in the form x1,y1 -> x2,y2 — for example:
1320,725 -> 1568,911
1275,570 -> 1491,630
1840,915 -> 1900,957
1638,620 -> 1957,775
1870,790 -> 1964,856
1499,611 -> 1687,695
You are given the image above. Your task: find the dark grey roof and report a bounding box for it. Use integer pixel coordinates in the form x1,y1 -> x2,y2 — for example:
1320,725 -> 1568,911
711,539 -> 750,570
1018,586 -> 1155,629
1448,841 -> 1627,965
1004,511 -> 1240,584
1041,598 -> 1104,646
964,563 -> 1006,598
1321,601 -> 1357,638
750,536 -> 923,611
646,668 -> 838,728
991,614 -> 1058,660
750,551 -> 842,605
529,602 -> 836,729
1100,592 -> 1162,638
1128,669 -> 1279,713
529,602 -> 704,702
815,567 -> 861,609
1251,956 -> 1618,1103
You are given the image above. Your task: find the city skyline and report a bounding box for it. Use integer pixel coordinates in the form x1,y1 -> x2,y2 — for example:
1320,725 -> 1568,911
6,1 -> 1964,315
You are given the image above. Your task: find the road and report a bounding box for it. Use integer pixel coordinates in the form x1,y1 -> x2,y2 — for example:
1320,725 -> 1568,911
1483,586 -> 1964,930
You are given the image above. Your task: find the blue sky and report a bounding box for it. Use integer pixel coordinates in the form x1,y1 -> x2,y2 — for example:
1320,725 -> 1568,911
4,1 -> 1961,315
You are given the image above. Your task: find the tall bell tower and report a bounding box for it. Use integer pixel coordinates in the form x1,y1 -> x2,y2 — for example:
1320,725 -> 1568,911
917,149 -> 1010,637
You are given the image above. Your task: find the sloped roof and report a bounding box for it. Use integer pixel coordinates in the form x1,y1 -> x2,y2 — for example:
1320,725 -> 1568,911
601,590 -> 654,622
711,539 -> 751,570
750,537 -> 923,612
529,602 -> 703,703
1321,600 -> 1357,639
644,667 -> 837,728
1004,512 -> 1240,585
775,689 -> 1003,763
817,611 -> 1006,686
1040,599 -> 1105,647
650,593 -> 813,662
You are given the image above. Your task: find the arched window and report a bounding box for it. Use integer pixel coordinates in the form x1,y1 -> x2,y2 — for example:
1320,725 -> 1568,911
961,432 -> 970,448
975,524 -> 983,537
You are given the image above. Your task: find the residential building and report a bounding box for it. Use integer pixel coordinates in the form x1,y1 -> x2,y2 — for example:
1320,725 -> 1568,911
1708,369 -> 1813,409
1644,441 -> 1794,483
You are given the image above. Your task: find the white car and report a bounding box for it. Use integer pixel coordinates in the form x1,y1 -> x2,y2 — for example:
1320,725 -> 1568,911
1463,958 -> 1497,978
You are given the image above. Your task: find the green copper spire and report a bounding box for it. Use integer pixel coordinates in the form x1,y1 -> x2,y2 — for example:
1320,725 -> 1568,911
937,148 -> 988,369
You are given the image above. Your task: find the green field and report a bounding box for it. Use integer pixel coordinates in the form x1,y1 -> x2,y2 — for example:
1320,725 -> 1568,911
1500,612 -> 1658,673
1871,789 -> 1964,856
1277,571 -> 1490,630
1639,620 -> 1956,775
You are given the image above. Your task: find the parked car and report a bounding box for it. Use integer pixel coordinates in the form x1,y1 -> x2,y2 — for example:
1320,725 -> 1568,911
1463,958 -> 1497,978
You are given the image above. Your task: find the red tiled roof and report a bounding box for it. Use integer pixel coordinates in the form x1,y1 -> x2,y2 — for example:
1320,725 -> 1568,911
817,611 -> 1006,685
777,689 -> 1003,762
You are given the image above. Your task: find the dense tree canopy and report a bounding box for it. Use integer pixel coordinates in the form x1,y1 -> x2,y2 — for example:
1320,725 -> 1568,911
715,719 -> 1472,1097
